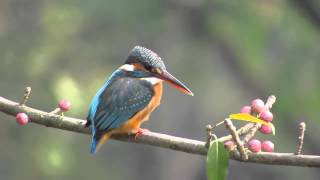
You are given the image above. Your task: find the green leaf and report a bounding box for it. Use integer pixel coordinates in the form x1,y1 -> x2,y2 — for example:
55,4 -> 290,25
206,141 -> 229,180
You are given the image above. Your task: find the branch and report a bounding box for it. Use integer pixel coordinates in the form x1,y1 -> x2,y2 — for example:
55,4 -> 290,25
1,96 -> 320,167
224,119 -> 248,161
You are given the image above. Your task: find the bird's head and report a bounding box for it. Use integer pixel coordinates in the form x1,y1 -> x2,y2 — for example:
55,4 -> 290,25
122,46 -> 193,96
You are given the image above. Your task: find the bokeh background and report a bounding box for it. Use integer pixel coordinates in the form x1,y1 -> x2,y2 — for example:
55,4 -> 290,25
1,0 -> 320,179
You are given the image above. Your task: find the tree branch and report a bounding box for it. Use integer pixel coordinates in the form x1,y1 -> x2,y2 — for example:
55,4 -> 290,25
1,96 -> 320,167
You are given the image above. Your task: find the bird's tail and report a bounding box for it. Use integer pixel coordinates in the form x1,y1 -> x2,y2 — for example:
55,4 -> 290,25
90,131 -> 112,154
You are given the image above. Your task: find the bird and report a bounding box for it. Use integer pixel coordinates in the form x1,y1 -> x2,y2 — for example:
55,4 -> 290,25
86,46 -> 193,154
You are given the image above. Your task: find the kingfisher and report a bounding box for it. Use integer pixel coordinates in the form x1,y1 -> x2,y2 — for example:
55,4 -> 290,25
86,46 -> 193,154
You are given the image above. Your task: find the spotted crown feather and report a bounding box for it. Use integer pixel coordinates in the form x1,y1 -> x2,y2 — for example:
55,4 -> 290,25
125,46 -> 166,70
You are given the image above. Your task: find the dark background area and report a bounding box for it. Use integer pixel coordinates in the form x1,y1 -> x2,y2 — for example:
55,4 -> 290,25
1,0 -> 320,179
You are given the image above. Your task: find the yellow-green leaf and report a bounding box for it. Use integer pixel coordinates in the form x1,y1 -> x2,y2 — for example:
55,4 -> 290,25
229,113 -> 275,135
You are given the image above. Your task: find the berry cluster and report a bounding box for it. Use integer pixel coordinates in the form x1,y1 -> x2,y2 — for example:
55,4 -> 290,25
246,98 -> 274,152
248,139 -> 274,153
225,98 -> 275,153
249,99 -> 274,135
15,99 -> 71,126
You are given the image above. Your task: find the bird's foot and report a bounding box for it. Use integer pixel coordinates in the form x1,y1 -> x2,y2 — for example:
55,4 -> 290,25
134,128 -> 150,140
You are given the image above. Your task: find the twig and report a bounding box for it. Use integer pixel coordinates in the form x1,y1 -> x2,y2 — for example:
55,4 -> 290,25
205,124 -> 213,148
50,108 -> 61,114
224,118 -> 248,161
296,122 -> 306,155
1,96 -> 320,167
242,123 -> 262,144
19,87 -> 31,106
265,95 -> 276,110
219,123 -> 255,142
213,120 -> 225,128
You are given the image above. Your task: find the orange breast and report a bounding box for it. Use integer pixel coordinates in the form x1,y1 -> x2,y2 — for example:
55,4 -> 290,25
111,81 -> 163,134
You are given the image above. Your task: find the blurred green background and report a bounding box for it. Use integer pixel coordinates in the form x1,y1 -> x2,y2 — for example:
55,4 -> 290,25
1,0 -> 320,179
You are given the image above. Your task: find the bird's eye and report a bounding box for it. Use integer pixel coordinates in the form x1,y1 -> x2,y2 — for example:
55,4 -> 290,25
145,65 -> 152,71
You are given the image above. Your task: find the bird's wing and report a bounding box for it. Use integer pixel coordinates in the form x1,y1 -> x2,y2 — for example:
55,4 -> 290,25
87,69 -> 123,124
92,77 -> 154,132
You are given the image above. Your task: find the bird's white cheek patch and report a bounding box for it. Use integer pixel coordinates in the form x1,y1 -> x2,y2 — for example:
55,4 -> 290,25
142,77 -> 162,85
120,64 -> 135,71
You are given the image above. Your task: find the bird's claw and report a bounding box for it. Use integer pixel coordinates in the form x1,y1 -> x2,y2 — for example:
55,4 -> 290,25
134,128 -> 150,140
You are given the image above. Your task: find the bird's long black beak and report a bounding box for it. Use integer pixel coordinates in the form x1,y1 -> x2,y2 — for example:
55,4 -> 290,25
157,70 -> 194,96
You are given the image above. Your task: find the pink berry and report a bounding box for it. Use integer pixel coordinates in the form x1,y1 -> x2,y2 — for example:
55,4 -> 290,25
224,140 -> 235,150
240,106 -> 252,114
262,140 -> 274,152
16,113 -> 29,125
251,98 -> 265,113
259,124 -> 273,134
259,111 -> 273,122
58,100 -> 71,112
248,139 -> 261,153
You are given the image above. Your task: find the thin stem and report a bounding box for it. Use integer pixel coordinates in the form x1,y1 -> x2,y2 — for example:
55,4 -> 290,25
19,87 -> 31,106
224,118 -> 248,161
296,122 -> 306,155
242,123 -> 261,143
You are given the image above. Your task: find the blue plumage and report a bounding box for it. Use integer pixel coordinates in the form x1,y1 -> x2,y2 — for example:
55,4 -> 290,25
87,70 -> 123,121
87,70 -> 124,154
86,69 -> 154,153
